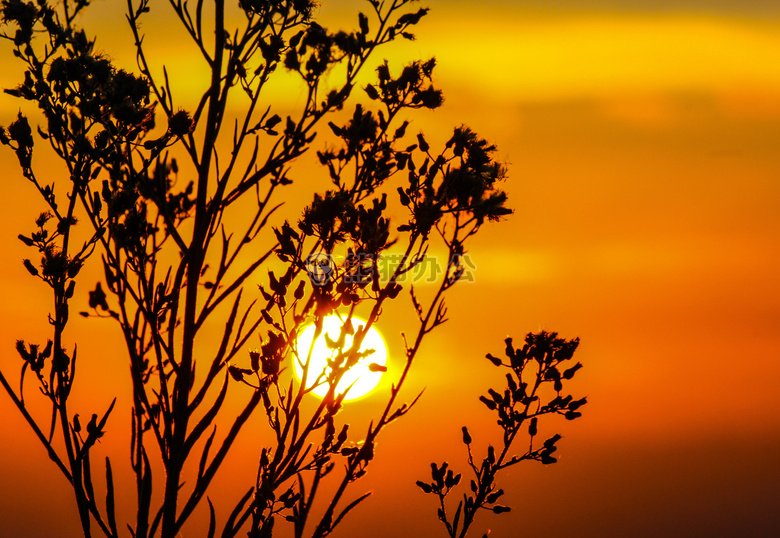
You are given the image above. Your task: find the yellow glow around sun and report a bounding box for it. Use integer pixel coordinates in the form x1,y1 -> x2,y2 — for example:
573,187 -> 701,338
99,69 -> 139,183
293,315 -> 387,401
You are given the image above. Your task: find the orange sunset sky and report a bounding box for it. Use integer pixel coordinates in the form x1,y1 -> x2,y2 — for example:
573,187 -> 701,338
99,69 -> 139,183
1,0 -> 780,536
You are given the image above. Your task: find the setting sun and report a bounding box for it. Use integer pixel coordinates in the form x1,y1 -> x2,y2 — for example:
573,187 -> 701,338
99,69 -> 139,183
293,315 -> 387,401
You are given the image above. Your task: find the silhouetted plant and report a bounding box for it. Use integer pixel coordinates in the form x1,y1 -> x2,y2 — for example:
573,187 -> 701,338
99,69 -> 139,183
416,331 -> 586,537
0,1 -> 570,537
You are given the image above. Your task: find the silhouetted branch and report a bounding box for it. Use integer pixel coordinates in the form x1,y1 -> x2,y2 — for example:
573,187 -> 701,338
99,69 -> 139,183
417,332 -> 586,537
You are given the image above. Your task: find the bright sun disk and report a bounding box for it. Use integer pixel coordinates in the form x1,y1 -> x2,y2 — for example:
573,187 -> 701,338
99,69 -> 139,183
293,315 -> 387,401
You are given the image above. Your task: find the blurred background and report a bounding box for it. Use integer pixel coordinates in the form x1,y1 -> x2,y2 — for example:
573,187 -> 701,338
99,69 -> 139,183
1,0 -> 779,536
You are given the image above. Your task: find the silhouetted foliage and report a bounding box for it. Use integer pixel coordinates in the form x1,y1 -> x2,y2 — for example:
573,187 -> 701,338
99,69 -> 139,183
416,331 -> 586,537
0,1 -> 580,537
